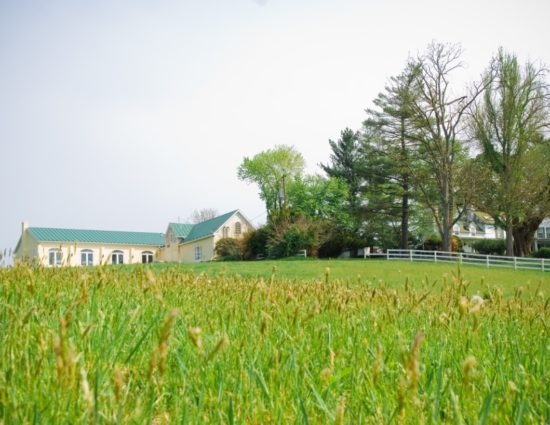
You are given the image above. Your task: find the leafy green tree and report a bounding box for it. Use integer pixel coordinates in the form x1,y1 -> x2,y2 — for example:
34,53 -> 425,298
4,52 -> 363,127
470,49 -> 550,255
363,65 -> 419,249
320,128 -> 363,229
237,145 -> 305,219
287,175 -> 353,229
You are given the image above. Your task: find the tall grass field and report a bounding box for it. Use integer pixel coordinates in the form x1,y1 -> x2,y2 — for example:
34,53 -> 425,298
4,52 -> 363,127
1,261 -> 549,423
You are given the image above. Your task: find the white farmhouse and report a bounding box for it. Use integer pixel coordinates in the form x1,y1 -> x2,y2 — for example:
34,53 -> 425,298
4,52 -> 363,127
14,210 -> 254,266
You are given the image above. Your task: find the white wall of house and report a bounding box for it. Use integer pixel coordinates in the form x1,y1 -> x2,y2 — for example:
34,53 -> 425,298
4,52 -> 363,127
180,237 -> 216,262
20,241 -> 159,267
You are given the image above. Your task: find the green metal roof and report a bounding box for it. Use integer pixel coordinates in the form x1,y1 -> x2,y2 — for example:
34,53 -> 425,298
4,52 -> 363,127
27,227 -> 164,246
183,210 -> 238,243
169,223 -> 194,239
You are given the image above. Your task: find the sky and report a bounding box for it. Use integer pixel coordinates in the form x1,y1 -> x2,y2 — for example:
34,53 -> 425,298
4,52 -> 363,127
1,0 -> 550,253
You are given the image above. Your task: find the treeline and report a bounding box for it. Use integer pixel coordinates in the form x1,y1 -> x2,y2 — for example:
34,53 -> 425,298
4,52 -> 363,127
230,42 -> 550,259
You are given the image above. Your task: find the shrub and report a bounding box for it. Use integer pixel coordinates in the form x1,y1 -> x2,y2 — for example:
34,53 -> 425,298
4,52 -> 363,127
418,235 -> 462,252
214,237 -> 242,260
240,228 -> 269,260
267,222 -> 316,258
532,247 -> 550,258
471,239 -> 506,255
318,232 -> 370,258
422,234 -> 442,251
452,236 -> 463,252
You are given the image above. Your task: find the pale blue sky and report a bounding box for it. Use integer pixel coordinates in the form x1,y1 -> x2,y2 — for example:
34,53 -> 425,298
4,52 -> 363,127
1,0 -> 549,252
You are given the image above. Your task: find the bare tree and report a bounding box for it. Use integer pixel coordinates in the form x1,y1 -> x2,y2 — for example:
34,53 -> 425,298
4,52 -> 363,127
188,208 -> 219,224
410,42 -> 487,252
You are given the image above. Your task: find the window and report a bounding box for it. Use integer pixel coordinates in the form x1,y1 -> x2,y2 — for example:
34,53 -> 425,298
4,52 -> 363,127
48,248 -> 62,267
235,222 -> 242,235
537,227 -> 545,239
194,245 -> 202,261
142,251 -> 154,264
81,249 -> 94,266
222,226 -> 229,238
469,223 -> 476,237
112,250 -> 124,265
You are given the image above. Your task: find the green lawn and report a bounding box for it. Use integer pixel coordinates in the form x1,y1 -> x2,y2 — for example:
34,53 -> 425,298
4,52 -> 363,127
154,258 -> 550,296
1,262 -> 549,423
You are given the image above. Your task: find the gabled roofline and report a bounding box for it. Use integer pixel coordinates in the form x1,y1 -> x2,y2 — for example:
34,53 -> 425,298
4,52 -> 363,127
208,209 -> 256,235
234,210 -> 256,231
210,209 -> 239,235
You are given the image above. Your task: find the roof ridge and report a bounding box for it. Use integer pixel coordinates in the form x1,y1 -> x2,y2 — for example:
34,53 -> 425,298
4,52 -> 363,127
29,226 -> 162,234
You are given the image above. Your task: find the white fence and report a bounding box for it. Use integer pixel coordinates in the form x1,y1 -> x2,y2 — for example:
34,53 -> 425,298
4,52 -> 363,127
384,249 -> 548,272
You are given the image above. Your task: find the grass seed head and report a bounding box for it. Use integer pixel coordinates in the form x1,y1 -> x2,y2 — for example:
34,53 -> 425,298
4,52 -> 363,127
462,355 -> 477,388
80,367 -> 93,410
335,396 -> 346,425
207,335 -> 230,362
458,296 -> 468,317
188,327 -> 203,353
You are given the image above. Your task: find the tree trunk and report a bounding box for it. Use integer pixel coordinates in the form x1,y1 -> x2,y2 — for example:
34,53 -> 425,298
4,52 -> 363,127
512,217 -> 542,257
400,184 -> 409,250
399,117 -> 409,250
441,177 -> 452,252
506,222 -> 514,256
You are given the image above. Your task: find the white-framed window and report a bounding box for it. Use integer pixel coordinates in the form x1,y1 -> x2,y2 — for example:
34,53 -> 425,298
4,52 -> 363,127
194,245 -> 202,261
48,248 -> 63,267
452,224 -> 460,235
469,223 -> 476,237
222,226 -> 229,238
235,222 -> 242,235
112,250 -> 124,265
81,249 -> 94,266
142,251 -> 154,264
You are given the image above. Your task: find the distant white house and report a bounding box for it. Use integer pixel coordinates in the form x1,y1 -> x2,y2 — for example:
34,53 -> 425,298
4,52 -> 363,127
14,209 -> 254,266
534,218 -> 550,250
452,210 -> 505,252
